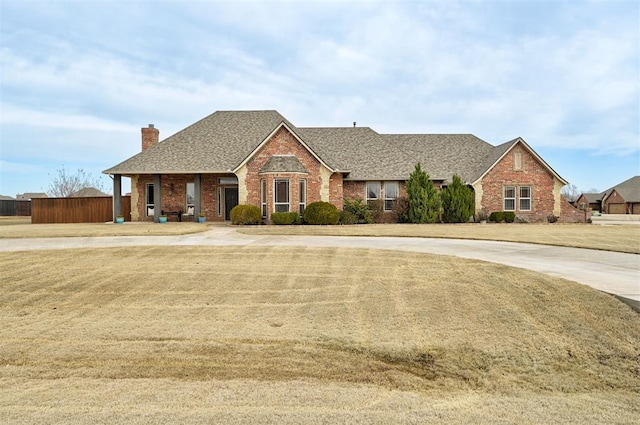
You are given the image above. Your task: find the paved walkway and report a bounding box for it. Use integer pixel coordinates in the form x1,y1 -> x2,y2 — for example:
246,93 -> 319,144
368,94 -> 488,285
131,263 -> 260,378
2,226 -> 639,310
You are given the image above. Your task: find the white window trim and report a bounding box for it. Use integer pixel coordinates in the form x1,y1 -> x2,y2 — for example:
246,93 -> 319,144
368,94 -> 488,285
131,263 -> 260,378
366,181 -> 381,202
274,178 -> 290,213
299,179 -> 307,216
186,182 -> 195,212
504,186 -> 516,211
261,179 -> 267,218
519,186 -> 532,211
145,183 -> 154,216
383,182 -> 398,211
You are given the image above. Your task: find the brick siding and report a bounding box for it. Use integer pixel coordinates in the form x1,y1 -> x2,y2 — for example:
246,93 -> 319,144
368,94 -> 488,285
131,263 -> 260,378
478,144 -> 582,222
243,126 -> 339,221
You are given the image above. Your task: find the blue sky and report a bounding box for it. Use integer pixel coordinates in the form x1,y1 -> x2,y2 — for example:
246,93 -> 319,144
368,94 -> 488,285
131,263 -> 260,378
1,0 -> 638,197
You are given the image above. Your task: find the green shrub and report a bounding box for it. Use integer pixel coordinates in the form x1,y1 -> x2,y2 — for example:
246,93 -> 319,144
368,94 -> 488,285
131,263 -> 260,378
339,210 -> 358,225
406,163 -> 441,223
441,174 -> 474,223
271,211 -> 300,225
489,211 -> 504,222
343,199 -> 373,224
503,212 -> 516,223
303,201 -> 339,225
230,204 -> 261,225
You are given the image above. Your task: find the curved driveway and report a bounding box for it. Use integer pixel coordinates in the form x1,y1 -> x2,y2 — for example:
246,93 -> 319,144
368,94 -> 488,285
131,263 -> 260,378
1,226 -> 638,310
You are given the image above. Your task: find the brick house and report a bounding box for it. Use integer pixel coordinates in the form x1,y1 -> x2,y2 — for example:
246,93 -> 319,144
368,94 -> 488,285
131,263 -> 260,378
574,176 -> 640,215
601,176 -> 640,214
103,110 -> 582,223
575,192 -> 603,213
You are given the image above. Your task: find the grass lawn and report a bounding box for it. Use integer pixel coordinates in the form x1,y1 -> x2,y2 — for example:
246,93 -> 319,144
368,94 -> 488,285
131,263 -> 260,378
239,223 -> 640,254
0,218 -> 212,238
1,246 -> 638,423
1,218 -> 640,254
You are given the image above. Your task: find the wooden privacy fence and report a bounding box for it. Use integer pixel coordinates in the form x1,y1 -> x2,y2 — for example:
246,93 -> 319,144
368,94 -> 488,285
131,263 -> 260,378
31,196 -> 131,224
0,200 -> 31,216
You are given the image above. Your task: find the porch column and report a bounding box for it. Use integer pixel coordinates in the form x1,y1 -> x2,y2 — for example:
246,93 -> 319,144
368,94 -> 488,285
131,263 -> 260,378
153,174 -> 161,223
194,174 -> 202,222
113,174 -> 122,222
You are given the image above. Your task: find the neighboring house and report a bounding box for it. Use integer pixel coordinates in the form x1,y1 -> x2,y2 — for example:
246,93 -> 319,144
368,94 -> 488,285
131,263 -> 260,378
15,193 -> 47,201
601,176 -> 640,215
103,110 -> 582,223
575,193 -> 603,213
70,187 -> 110,197
0,195 -> 14,201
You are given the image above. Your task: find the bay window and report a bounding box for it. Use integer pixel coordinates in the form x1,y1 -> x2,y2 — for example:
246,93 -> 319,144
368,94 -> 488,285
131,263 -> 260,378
274,179 -> 290,212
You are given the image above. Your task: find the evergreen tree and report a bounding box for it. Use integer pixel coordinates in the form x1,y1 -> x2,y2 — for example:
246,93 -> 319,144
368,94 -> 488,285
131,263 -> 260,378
406,163 -> 441,223
441,174 -> 475,223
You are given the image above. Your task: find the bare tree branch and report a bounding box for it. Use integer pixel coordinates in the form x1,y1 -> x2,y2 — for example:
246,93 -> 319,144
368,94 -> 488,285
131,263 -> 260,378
48,166 -> 106,197
561,183 -> 580,202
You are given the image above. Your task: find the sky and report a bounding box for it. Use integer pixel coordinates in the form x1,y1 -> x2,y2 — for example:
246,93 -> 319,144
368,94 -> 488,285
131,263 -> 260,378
1,0 -> 638,197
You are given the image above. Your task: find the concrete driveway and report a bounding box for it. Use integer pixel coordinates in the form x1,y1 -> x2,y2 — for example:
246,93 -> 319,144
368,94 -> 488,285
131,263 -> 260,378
1,226 -> 639,310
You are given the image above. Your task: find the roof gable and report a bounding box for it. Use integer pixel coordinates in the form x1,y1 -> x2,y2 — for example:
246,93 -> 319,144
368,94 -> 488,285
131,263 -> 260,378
471,138 -> 568,185
602,176 -> 640,203
232,122 -> 335,173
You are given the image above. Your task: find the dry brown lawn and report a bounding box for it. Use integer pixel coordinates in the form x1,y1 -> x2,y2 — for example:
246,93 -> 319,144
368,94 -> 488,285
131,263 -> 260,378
3,218 -> 639,255
240,223 -> 640,254
1,246 -> 638,423
0,220 -> 210,238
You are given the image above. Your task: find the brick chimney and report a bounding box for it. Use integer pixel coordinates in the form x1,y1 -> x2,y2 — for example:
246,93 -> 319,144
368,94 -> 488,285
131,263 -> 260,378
141,124 -> 159,151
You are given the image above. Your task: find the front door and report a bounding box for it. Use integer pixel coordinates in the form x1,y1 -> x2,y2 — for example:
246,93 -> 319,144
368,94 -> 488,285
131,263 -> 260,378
225,187 -> 239,220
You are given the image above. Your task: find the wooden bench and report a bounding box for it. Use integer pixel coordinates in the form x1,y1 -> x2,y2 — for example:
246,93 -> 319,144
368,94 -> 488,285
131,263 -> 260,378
161,209 -> 184,222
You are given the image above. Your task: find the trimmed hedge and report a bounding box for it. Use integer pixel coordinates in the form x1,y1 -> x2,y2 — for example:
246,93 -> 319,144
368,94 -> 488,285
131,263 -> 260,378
504,212 -> 515,223
303,201 -> 340,225
271,211 -> 300,225
230,204 -> 261,225
489,211 -> 504,222
489,211 -> 515,223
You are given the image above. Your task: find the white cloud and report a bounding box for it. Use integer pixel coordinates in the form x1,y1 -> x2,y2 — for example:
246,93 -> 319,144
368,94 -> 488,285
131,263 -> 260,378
0,0 -> 637,196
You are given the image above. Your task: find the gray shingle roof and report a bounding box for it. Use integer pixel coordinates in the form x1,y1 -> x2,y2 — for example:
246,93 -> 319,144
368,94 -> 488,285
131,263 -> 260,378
103,110 -> 546,184
104,110 -> 297,174
580,192 -> 603,203
604,176 -> 640,203
297,127 -> 405,180
382,134 -> 505,183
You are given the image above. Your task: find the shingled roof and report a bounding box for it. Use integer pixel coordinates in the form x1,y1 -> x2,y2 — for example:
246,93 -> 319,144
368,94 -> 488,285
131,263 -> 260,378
603,176 -> 640,203
103,110 -> 556,184
104,110 -> 297,174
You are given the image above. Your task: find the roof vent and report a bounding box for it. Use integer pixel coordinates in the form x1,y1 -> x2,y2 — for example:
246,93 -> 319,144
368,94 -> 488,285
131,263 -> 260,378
353,121 -> 356,127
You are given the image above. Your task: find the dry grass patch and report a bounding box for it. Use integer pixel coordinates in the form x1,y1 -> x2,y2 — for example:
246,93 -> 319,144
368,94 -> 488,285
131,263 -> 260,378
0,221 -> 211,238
239,223 -> 640,254
1,246 -> 639,423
